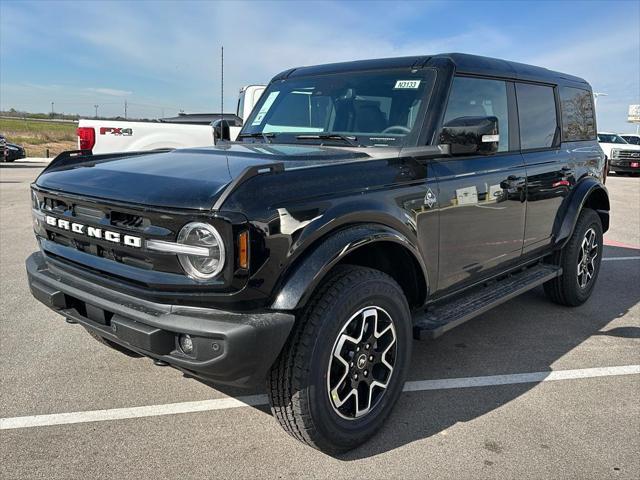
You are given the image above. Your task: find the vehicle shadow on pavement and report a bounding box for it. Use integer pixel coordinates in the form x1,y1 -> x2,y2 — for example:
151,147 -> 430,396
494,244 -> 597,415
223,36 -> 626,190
199,245 -> 640,459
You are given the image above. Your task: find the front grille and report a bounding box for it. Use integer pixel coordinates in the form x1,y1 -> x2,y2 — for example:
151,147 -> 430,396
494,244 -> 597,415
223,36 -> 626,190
111,211 -> 148,229
34,191 -> 186,275
617,150 -> 640,160
32,187 -> 239,297
74,205 -> 103,222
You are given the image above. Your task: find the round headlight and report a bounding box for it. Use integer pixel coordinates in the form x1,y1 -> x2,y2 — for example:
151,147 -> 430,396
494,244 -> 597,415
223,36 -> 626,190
177,222 -> 225,280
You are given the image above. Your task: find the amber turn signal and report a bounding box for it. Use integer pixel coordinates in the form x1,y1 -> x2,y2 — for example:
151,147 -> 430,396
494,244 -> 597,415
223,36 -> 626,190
238,231 -> 249,269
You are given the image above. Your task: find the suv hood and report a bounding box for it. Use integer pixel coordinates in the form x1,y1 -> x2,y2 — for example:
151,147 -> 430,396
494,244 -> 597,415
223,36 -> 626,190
35,144 -> 370,210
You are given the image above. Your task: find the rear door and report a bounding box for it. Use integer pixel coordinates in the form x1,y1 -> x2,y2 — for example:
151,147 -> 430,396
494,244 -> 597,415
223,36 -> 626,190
433,76 -> 526,291
515,82 -> 570,254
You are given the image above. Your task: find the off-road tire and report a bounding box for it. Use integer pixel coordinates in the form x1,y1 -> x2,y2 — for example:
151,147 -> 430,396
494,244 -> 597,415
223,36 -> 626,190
267,265 -> 412,454
544,208 -> 603,306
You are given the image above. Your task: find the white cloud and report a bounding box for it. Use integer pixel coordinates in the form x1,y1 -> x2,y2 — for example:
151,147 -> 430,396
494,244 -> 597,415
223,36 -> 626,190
1,0 -> 638,129
85,88 -> 133,97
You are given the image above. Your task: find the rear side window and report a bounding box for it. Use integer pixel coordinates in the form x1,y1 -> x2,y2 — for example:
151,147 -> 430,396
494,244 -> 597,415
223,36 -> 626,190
516,83 -> 558,150
560,87 -> 596,141
443,77 -> 509,152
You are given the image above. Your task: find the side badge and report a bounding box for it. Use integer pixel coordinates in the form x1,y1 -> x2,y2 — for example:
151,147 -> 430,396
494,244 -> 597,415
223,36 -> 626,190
424,188 -> 437,208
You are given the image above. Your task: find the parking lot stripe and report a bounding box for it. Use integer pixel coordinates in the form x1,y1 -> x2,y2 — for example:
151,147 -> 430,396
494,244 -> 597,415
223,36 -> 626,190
1,365 -> 638,431
0,395 -> 268,430
602,256 -> 640,261
402,365 -> 640,392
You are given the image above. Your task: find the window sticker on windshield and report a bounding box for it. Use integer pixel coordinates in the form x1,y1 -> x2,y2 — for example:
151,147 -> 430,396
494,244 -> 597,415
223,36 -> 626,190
394,80 -> 421,90
251,91 -> 280,126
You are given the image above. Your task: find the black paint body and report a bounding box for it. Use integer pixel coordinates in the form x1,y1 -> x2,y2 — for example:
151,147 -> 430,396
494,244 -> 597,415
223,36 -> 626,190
27,53 -> 609,385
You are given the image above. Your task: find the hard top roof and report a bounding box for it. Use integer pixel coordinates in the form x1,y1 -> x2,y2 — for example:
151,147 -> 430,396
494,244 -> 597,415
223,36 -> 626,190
272,53 -> 589,87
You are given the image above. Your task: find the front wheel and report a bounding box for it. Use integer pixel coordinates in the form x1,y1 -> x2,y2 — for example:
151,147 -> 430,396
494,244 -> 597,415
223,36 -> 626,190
267,265 -> 411,454
544,208 -> 603,306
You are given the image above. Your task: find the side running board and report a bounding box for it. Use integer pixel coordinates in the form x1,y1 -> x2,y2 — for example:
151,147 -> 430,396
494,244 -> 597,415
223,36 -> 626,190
413,264 -> 561,340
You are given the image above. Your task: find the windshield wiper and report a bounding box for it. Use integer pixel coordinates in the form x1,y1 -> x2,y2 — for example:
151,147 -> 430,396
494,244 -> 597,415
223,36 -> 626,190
237,132 -> 276,143
295,134 -> 361,147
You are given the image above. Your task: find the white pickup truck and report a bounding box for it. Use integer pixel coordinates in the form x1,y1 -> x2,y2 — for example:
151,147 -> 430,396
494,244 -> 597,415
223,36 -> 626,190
77,85 -> 265,154
597,131 -> 640,176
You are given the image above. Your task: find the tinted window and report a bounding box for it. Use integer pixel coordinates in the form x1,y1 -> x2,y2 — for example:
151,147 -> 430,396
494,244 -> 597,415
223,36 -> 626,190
443,77 -> 509,152
560,87 -> 595,141
516,83 -> 558,150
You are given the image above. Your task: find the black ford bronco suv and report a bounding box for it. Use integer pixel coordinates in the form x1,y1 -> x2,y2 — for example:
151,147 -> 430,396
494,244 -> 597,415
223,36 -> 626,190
27,53 -> 608,453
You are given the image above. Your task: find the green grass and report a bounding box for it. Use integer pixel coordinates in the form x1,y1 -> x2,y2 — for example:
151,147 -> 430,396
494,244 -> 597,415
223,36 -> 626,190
0,118 -> 77,157
0,118 -> 77,139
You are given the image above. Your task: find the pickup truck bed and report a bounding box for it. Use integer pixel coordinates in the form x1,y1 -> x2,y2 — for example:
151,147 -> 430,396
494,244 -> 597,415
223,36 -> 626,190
78,120 -> 215,154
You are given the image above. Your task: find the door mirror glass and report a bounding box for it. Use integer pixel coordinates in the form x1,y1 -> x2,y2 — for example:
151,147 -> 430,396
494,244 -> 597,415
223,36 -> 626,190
439,116 -> 499,156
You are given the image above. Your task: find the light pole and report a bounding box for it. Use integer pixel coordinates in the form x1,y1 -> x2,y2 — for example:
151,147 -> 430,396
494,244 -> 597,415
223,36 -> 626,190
94,104 -> 99,118
51,101 -> 55,118
593,92 -> 608,108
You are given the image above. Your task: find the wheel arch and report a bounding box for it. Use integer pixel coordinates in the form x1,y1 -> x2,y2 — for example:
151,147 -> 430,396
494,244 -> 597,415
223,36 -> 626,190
270,224 -> 429,311
554,177 -> 610,248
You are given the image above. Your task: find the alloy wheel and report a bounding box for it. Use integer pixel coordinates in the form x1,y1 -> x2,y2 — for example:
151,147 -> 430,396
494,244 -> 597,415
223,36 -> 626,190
577,227 -> 598,289
327,306 -> 397,420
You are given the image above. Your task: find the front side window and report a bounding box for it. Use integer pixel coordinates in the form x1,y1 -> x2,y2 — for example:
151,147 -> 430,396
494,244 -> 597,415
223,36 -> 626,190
443,76 -> 509,152
240,69 -> 436,147
619,135 -> 639,145
516,83 -> 558,150
560,87 -> 596,141
236,94 -> 245,119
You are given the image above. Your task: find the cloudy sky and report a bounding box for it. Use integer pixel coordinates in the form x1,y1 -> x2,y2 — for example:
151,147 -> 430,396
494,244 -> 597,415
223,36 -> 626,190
1,0 -> 638,131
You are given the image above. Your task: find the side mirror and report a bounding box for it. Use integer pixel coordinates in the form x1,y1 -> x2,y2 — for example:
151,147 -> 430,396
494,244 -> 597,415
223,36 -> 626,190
439,116 -> 499,156
211,119 -> 231,142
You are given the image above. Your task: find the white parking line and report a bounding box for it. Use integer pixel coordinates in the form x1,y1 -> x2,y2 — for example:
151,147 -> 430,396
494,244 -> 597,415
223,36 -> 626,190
602,256 -> 640,261
402,365 -> 640,392
2,365 -> 638,431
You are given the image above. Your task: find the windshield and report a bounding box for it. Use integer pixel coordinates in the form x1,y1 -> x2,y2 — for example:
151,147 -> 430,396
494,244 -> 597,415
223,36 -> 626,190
240,69 -> 436,147
597,133 -> 628,144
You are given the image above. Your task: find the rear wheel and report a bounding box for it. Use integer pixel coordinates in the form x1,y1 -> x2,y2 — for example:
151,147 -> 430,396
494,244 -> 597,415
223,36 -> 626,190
267,265 -> 411,454
544,208 -> 603,306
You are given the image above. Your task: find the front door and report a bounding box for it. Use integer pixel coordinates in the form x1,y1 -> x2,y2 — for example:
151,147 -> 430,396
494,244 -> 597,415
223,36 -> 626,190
433,76 -> 526,291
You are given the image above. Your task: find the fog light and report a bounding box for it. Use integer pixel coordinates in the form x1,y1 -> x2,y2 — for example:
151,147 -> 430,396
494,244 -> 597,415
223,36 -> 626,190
179,334 -> 194,354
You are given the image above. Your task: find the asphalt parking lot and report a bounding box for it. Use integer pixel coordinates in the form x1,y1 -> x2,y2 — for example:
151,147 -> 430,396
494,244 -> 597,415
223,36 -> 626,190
1,161 -> 638,479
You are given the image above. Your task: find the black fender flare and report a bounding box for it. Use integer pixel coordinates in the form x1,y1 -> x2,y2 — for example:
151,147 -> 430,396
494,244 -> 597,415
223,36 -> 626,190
553,177 -> 610,248
270,224 -> 429,311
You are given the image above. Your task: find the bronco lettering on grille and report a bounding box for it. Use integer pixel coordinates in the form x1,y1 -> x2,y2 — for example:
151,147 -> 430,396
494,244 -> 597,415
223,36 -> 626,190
45,215 -> 142,248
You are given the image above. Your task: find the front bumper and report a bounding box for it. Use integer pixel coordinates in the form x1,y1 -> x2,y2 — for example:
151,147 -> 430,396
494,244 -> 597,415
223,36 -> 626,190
26,252 -> 295,386
610,159 -> 640,172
